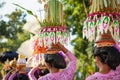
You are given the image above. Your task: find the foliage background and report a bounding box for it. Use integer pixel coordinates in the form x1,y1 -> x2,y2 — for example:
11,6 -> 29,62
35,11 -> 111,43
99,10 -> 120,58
0,2 -> 30,78
0,2 -> 30,52
0,0 -> 95,80
63,0 -> 95,79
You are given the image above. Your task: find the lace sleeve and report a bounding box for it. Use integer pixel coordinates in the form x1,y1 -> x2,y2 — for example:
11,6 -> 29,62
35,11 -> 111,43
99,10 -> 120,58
38,75 -> 52,80
38,76 -> 47,80
86,75 -> 109,80
86,75 -> 95,80
63,51 -> 77,79
28,67 -> 38,80
8,72 -> 16,80
112,65 -> 120,79
2,72 -> 10,80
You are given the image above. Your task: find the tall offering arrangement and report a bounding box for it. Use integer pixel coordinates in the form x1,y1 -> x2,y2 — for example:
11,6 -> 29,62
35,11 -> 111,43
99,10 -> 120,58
83,0 -> 120,43
13,0 -> 69,68
26,0 -> 69,68
38,0 -> 69,49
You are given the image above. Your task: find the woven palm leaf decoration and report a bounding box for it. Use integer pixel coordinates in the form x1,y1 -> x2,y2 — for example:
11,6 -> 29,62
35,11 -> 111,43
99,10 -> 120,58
39,0 -> 69,48
83,0 -> 120,42
25,37 -> 46,67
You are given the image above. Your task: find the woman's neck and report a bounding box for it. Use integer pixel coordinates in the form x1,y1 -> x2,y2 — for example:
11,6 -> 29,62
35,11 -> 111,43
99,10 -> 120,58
49,67 -> 59,73
99,64 -> 111,74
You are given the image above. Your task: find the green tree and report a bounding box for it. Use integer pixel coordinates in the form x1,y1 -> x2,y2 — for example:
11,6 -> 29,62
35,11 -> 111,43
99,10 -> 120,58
63,0 -> 95,79
0,2 -> 5,8
0,9 -> 30,52
0,3 -> 31,78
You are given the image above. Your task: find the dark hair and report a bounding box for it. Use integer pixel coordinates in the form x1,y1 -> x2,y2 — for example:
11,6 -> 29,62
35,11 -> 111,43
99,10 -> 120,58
39,69 -> 49,76
0,51 -> 18,63
44,53 -> 66,69
13,73 -> 29,80
93,46 -> 120,70
34,69 -> 49,79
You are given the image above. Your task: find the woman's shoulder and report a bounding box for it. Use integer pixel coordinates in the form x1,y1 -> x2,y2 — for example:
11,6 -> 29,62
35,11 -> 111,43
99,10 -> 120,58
38,72 -> 69,80
86,73 -> 100,80
38,73 -> 53,80
110,65 -> 120,80
116,65 -> 120,71
86,74 -> 96,80
86,69 -> 120,80
112,65 -> 120,75
85,72 -> 112,80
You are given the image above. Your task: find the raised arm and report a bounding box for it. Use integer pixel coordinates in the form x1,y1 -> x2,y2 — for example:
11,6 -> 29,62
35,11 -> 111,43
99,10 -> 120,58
8,71 -> 17,80
28,67 -> 38,80
57,43 -> 76,62
64,51 -> 76,74
57,43 -> 77,79
2,72 -> 11,80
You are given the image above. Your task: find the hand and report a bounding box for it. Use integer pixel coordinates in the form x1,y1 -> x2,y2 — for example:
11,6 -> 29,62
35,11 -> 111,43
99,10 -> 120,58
34,63 -> 42,69
15,69 -> 20,73
48,43 -> 68,54
36,64 -> 47,69
37,64 -> 42,68
47,43 -> 61,54
57,42 -> 68,53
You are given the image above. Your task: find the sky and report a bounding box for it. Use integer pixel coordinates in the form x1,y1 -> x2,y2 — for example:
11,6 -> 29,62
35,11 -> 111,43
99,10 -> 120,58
0,0 -> 42,22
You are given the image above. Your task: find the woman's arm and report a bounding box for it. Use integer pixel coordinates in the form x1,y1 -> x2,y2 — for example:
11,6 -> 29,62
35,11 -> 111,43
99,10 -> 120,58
62,51 -> 76,80
57,43 -> 77,79
8,69 -> 20,80
57,42 -> 76,62
8,71 -> 17,80
28,67 -> 38,80
64,51 -> 76,73
2,72 -> 11,80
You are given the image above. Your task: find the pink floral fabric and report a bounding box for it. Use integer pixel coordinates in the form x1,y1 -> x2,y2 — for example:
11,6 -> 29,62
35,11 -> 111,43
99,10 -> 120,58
2,72 -> 11,80
2,71 -> 17,80
86,65 -> 120,80
8,72 -> 16,80
28,51 -> 76,80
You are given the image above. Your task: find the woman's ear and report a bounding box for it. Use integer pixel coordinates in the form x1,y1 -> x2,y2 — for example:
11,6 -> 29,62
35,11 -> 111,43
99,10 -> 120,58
94,56 -> 100,62
45,62 -> 51,69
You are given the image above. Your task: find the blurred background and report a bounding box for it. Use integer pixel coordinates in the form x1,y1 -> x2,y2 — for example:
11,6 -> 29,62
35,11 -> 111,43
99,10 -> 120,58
0,0 -> 95,80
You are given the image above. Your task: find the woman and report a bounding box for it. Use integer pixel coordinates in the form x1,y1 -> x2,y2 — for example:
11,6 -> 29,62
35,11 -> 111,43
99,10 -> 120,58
86,46 -> 120,80
2,58 -> 17,80
28,43 -> 76,80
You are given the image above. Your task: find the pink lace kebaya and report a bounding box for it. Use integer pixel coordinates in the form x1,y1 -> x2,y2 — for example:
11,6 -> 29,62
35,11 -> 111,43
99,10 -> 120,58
86,65 -> 120,80
28,51 -> 76,80
86,46 -> 120,80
